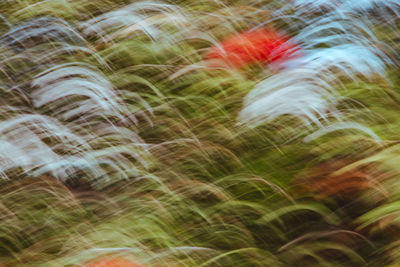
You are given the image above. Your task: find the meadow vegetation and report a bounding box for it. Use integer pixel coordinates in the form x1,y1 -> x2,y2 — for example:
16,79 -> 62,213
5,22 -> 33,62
0,0 -> 399,266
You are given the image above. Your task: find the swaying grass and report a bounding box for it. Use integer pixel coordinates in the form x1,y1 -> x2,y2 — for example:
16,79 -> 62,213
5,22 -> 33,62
0,0 -> 399,266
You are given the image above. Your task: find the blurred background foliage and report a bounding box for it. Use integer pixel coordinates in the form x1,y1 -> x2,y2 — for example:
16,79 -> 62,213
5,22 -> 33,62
0,0 -> 399,266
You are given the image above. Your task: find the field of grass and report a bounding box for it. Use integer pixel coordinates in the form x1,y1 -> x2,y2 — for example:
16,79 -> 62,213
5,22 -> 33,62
0,0 -> 400,266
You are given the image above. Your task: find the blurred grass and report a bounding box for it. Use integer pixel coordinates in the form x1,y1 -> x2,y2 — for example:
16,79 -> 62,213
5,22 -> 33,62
0,0 -> 399,266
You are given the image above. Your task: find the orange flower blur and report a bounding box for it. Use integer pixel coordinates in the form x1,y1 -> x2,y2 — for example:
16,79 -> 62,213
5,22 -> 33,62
204,29 -> 301,68
84,257 -> 143,267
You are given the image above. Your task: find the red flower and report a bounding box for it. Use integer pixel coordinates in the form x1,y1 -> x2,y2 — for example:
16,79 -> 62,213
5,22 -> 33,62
204,29 -> 301,69
84,257 -> 143,267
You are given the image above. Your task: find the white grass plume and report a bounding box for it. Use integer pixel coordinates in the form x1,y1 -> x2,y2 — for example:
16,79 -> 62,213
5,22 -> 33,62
81,1 -> 187,44
31,62 -> 124,122
239,4 -> 394,137
0,15 -> 152,186
1,17 -> 85,51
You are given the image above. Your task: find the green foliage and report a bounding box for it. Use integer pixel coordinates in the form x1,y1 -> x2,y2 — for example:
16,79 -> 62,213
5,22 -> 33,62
0,0 -> 399,266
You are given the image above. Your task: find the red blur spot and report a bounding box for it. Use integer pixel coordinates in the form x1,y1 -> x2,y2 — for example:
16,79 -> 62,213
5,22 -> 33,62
84,257 -> 143,267
204,29 -> 301,69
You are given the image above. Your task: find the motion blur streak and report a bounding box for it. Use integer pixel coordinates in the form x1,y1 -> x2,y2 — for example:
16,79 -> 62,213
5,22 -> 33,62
0,0 -> 399,266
